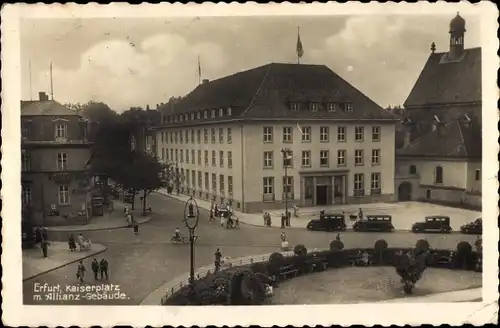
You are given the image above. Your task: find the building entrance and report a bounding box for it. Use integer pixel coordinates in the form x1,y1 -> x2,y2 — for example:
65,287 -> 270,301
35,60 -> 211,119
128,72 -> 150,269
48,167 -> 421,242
316,185 -> 328,206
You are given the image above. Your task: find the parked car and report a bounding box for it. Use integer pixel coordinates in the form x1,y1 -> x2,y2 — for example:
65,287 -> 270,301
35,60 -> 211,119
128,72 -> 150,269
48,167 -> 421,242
412,216 -> 452,233
353,215 -> 394,232
460,218 -> 482,235
307,213 -> 346,232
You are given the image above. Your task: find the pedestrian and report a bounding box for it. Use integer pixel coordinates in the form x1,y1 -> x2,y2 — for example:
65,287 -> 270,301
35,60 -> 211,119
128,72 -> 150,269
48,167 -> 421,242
76,260 -> 86,283
34,227 -> 42,246
286,211 -> 291,227
358,208 -> 363,220
41,227 -> 48,241
133,219 -> 139,235
77,233 -> 85,251
281,213 -> 286,228
336,233 -> 341,241
100,258 -> 109,280
68,233 -> 77,252
263,213 -> 267,226
214,248 -> 222,273
293,204 -> 299,217
41,238 -> 50,258
91,258 -> 100,280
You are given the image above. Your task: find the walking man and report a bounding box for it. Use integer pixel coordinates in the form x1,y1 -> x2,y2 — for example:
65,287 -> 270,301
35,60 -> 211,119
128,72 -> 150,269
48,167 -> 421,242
76,260 -> 86,283
280,213 -> 286,228
286,211 -> 291,227
91,258 -> 100,280
214,248 -> 222,273
41,238 -> 50,258
100,258 -> 109,280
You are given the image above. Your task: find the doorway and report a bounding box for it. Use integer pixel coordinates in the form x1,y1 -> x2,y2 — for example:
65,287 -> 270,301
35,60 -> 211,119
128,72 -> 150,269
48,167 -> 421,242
398,182 -> 412,201
316,185 -> 328,205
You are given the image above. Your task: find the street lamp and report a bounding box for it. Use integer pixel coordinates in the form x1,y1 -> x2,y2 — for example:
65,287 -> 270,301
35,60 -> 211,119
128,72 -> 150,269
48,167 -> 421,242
175,162 -> 180,195
184,196 -> 200,304
281,148 -> 292,226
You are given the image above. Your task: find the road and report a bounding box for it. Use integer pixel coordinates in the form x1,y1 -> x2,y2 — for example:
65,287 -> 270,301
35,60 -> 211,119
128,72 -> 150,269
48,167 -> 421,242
23,193 -> 479,305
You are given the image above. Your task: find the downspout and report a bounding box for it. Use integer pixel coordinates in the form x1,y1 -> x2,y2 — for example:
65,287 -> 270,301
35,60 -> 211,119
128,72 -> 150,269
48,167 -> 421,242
240,123 -> 245,213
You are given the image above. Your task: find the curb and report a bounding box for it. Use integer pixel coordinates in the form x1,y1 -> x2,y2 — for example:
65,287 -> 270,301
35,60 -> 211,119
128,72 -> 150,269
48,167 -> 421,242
45,217 -> 151,233
23,245 -> 108,282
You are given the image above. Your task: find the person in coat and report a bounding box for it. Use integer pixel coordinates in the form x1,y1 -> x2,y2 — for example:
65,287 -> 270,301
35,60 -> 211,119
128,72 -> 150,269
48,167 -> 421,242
41,239 -> 50,258
76,260 -> 86,283
41,227 -> 48,241
68,233 -> 77,252
34,227 -> 42,246
99,258 -> 109,280
91,258 -> 100,280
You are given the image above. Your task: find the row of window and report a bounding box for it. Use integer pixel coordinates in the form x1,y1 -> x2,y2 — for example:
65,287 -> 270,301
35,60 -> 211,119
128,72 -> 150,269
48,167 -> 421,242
262,173 -> 381,197
22,185 -> 70,206
159,127 -> 233,145
22,123 -> 69,140
290,102 -> 353,113
264,149 -> 381,168
161,148 -> 234,168
178,169 -> 234,195
162,107 -> 233,125
263,126 -> 381,143
21,152 -> 68,171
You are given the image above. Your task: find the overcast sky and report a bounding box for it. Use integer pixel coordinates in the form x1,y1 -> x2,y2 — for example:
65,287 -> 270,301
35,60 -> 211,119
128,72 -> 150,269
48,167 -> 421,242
20,14 -> 480,112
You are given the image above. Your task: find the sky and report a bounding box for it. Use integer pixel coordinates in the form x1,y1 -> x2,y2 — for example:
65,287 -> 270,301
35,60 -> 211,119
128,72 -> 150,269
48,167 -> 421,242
20,14 -> 481,112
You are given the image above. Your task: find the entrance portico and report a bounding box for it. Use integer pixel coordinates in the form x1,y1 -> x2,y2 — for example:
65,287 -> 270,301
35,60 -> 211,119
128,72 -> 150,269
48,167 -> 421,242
300,170 -> 348,206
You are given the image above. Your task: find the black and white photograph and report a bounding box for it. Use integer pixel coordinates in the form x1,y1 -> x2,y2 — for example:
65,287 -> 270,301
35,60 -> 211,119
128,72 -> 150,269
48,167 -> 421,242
1,2 -> 498,327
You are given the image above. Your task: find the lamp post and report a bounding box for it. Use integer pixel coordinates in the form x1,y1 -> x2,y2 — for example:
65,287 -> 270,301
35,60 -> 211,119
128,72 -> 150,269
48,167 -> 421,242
184,196 -> 200,304
281,148 -> 291,226
175,162 -> 180,195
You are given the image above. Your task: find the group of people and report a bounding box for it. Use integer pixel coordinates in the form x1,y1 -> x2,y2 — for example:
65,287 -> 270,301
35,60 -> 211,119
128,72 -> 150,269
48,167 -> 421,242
124,205 -> 140,235
68,233 -> 92,252
280,211 -> 292,228
34,227 -> 50,258
76,257 -> 109,283
211,203 -> 239,229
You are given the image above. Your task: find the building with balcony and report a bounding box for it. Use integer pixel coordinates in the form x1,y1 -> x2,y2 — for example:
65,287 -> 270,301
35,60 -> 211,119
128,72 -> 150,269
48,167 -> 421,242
154,63 -> 398,213
395,13 -> 482,209
21,92 -> 93,226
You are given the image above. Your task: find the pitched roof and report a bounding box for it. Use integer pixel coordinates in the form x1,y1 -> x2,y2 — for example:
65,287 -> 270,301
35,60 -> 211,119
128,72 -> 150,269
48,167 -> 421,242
21,100 -> 77,116
163,63 -> 395,121
396,119 -> 481,158
404,47 -> 481,107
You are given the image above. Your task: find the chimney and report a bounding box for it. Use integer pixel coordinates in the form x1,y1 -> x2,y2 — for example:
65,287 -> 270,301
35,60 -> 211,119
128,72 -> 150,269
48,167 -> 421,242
202,79 -> 209,84
146,104 -> 150,111
38,91 -> 49,101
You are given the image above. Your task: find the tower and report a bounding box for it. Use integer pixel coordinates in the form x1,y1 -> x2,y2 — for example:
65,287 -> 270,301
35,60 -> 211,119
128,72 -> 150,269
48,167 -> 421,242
448,12 -> 466,60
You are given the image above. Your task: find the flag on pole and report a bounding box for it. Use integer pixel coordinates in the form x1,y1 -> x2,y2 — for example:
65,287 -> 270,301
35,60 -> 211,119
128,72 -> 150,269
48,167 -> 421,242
296,27 -> 304,63
198,56 -> 202,85
296,121 -> 303,135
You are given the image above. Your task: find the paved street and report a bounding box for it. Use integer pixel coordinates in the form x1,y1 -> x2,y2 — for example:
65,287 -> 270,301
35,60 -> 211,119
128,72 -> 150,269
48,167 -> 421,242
23,192 -> 480,305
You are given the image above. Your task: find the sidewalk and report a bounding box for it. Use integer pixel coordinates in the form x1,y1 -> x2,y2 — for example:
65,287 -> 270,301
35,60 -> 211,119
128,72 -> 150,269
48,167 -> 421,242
23,242 -> 107,281
378,287 -> 482,303
140,250 -> 295,305
46,201 -> 151,232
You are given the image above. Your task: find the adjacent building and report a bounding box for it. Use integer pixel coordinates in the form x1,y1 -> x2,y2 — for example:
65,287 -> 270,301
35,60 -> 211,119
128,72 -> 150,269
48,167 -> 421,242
21,92 -> 93,226
154,63 -> 398,213
395,13 -> 482,209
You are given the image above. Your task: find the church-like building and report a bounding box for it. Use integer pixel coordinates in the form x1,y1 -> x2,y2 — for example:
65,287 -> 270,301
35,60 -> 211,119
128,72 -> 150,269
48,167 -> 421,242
395,13 -> 482,210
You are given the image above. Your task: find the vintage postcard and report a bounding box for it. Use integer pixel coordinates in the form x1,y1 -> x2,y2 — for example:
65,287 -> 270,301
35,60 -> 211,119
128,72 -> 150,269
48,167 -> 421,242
1,2 -> 498,327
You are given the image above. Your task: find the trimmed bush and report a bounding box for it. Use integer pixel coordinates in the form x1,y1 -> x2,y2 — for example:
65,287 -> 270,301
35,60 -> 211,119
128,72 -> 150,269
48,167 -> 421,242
294,244 -> 308,257
374,239 -> 388,251
415,239 -> 430,252
269,252 -> 285,263
330,240 -> 344,251
454,241 -> 474,269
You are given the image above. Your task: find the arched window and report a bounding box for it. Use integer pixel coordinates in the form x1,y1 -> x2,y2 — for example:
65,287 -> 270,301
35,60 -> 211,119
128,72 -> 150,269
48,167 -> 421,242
435,166 -> 443,184
409,165 -> 417,174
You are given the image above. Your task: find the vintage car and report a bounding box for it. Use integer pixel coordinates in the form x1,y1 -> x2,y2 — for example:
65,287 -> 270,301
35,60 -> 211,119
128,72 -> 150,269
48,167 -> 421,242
460,218 -> 482,235
411,216 -> 452,233
306,213 -> 346,232
352,215 -> 394,232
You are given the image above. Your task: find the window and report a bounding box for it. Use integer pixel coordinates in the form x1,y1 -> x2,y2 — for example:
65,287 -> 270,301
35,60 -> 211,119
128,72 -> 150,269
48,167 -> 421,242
320,127 -> 329,142
22,152 -> 31,171
191,170 -> 196,187
185,149 -> 189,163
58,185 -> 70,205
283,176 -> 293,198
263,177 -> 274,195
180,131 -> 184,143
371,149 -> 380,165
191,113 -> 195,120
228,151 -> 233,168
227,107 -> 232,116
219,108 -> 224,117
204,110 -> 208,119
337,126 -> 346,142
211,128 -> 216,144
175,149 -> 179,162
227,128 -> 232,144
197,130 -> 201,144
228,176 -> 233,194
204,150 -> 208,166
320,150 -> 329,167
22,122 -> 30,139
197,112 -> 201,119
371,173 -> 381,195
198,150 -> 202,165
170,132 -> 173,143
185,130 -> 189,143
204,172 -> 209,190
174,132 -> 178,143
203,129 -> 208,143
179,115 -> 183,122
211,173 -> 217,192
55,124 -> 67,139
301,151 -> 311,167
57,152 -> 67,171
355,126 -> 364,142
186,169 -> 190,185
475,169 -> 481,181
354,173 -> 365,197
219,175 -> 225,193
170,149 -> 174,160
191,130 -> 195,143
283,126 -> 293,143
219,151 -> 224,167
290,103 -> 299,111
191,150 -> 195,164
211,109 -> 216,118
161,148 -> 165,161
354,149 -> 364,166
344,103 -> 353,112
435,166 -> 443,184
161,132 -> 164,143
219,128 -> 224,143
409,165 -> 417,174
372,126 -> 381,142
198,171 -> 202,188
337,150 -> 346,166
263,151 -> 273,169
282,150 -> 293,168
310,103 -> 318,112
301,127 -> 311,142
22,186 -> 32,205
263,127 -> 273,143
327,103 -> 336,112
212,150 -> 216,166
180,149 -> 184,163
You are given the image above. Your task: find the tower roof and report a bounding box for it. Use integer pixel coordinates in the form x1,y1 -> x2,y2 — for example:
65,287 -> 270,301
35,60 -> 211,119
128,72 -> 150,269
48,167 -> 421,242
450,12 -> 466,33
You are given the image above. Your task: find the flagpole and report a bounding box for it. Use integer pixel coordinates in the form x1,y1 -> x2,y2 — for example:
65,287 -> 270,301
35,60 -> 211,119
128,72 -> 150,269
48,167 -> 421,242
50,62 -> 54,100
297,27 -> 300,65
198,56 -> 201,86
29,60 -> 33,101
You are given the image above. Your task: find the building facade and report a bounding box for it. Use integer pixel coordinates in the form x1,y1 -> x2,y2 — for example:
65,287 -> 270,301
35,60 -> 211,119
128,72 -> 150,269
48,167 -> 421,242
155,63 -> 397,213
21,92 -> 93,226
395,13 -> 482,209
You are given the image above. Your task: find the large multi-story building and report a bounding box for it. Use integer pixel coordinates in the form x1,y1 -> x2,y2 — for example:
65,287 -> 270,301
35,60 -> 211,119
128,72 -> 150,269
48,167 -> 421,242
21,92 -> 93,226
154,63 -> 397,213
395,13 -> 482,208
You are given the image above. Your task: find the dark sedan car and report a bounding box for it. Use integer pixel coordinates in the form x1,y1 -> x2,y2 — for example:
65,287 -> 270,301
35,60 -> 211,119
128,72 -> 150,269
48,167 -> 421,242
352,215 -> 395,232
307,213 -> 346,232
460,218 -> 482,235
412,216 -> 452,233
